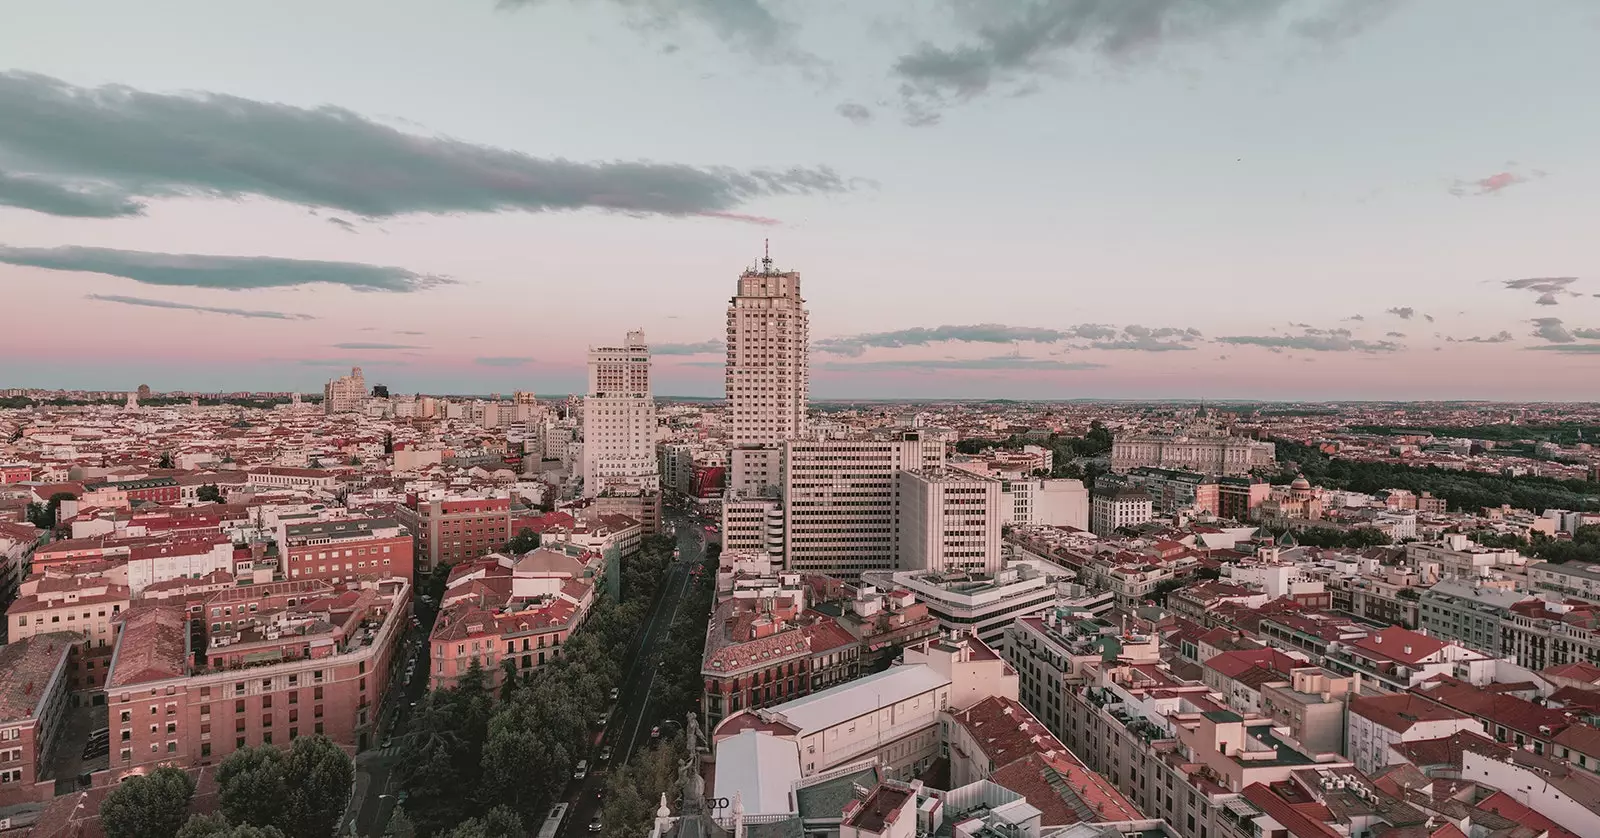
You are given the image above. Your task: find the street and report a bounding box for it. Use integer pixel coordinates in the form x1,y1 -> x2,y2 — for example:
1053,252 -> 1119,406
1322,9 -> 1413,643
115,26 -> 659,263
351,597 -> 436,836
561,505 -> 705,837
348,504 -> 709,837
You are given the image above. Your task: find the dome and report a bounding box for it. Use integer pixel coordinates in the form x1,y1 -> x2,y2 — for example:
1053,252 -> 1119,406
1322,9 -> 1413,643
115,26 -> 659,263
1290,475 -> 1311,491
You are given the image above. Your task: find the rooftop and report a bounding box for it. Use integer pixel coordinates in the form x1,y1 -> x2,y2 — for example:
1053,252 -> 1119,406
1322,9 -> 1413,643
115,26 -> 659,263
0,632 -> 79,722
768,665 -> 950,736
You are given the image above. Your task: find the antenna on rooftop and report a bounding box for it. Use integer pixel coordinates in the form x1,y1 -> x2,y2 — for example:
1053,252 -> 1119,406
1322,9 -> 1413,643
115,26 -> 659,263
761,239 -> 773,273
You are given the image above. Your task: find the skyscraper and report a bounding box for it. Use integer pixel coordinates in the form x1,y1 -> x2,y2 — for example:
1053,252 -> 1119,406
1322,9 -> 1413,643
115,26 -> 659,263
725,244 -> 809,495
582,330 -> 660,497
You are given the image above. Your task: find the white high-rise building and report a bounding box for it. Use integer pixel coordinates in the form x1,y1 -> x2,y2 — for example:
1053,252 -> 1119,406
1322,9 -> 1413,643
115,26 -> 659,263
726,246 -> 808,444
781,433 -> 945,580
724,246 -> 809,498
898,467 -> 1005,575
582,330 -> 660,497
323,366 -> 366,415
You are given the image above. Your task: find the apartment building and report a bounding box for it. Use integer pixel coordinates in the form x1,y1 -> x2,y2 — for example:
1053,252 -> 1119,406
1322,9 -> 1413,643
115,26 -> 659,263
1003,607 -> 1162,738
781,433 -> 944,579
699,592 -> 861,729
1120,467 -> 1220,515
1407,534 -> 1523,580
396,494 -> 511,573
581,330 -> 661,498
107,577 -> 409,775
0,633 -> 78,805
1345,692 -> 1478,775
1502,596 -> 1600,671
428,549 -> 596,692
1089,487 -> 1152,536
126,535 -> 236,595
719,492 -> 783,558
10,568 -> 129,697
897,467 -> 1004,575
1323,626 -> 1496,694
1419,579 -> 1532,656
82,477 -> 180,508
282,517 -> 413,584
1530,560 -> 1600,599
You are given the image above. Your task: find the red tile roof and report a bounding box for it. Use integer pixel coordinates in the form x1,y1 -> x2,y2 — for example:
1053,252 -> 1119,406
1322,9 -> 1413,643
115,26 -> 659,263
1241,783 -> 1342,838
1349,693 -> 1472,733
1351,627 -> 1447,664
108,605 -> 189,687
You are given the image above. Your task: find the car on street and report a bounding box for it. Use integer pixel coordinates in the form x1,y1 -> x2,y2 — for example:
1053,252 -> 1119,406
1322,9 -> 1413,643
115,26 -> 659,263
382,736 -> 393,749
574,759 -> 588,780
608,687 -> 619,701
650,725 -> 660,740
595,714 -> 607,728
589,817 -> 603,833
598,745 -> 613,762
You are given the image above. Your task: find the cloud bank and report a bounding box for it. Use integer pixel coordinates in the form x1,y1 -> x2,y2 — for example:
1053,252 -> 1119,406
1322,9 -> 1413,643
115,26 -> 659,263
653,340 -> 725,355
0,245 -> 449,292
0,71 -> 850,220
813,322 -> 1199,356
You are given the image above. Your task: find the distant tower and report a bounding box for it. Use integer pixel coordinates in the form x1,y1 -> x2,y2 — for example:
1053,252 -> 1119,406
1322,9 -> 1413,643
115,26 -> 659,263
136,383 -> 152,400
124,391 -> 139,411
581,330 -> 659,497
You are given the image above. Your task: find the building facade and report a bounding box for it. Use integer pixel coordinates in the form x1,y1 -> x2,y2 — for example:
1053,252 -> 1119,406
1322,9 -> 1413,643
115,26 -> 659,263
397,495 -> 512,573
323,366 -> 366,415
582,330 -> 661,498
725,250 -> 808,446
1110,430 -> 1274,476
897,467 -> 1004,574
781,434 -> 944,579
282,517 -> 414,584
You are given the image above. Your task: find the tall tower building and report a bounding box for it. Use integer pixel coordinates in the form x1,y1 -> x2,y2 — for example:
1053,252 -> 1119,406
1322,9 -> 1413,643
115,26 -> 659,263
582,330 -> 660,498
725,243 -> 809,495
323,367 -> 366,415
727,244 -> 808,442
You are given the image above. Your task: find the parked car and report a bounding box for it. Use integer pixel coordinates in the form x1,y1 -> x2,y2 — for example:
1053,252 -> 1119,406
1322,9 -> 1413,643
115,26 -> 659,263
608,687 -> 619,702
598,745 -> 613,763
588,817 -> 603,833
574,760 -> 588,780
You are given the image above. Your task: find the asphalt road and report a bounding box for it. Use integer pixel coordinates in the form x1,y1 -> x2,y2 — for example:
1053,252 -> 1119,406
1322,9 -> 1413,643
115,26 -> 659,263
562,507 -> 706,837
351,603 -> 435,836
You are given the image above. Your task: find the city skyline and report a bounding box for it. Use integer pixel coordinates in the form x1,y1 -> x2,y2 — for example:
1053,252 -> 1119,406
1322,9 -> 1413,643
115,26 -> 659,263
4,1 -> 1600,399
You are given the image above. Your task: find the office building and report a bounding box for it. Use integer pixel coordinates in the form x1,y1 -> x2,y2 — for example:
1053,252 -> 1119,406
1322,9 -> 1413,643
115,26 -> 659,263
897,467 -> 1004,574
1089,486 -> 1153,536
781,433 -> 944,579
323,366 -> 366,415
582,330 -> 660,498
107,577 -> 409,776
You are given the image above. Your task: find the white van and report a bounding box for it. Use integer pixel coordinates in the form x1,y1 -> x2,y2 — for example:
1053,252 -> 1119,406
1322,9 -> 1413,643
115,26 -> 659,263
573,759 -> 588,780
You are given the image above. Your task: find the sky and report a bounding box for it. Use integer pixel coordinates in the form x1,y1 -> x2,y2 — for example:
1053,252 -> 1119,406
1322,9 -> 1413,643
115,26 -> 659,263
3,0 -> 1599,400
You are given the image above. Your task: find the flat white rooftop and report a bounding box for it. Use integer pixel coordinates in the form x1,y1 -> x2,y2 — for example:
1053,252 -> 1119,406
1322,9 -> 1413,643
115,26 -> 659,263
769,664 -> 950,735
713,728 -> 803,817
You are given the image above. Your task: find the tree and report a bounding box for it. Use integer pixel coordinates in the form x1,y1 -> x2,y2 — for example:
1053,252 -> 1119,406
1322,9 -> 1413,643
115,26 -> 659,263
158,452 -> 175,469
216,746 -> 289,831
198,484 -> 225,503
384,432 -> 395,455
444,807 -> 523,838
506,528 -> 541,554
176,814 -> 287,838
348,455 -> 362,466
100,766 -> 196,838
27,491 -> 77,530
280,735 -> 354,838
